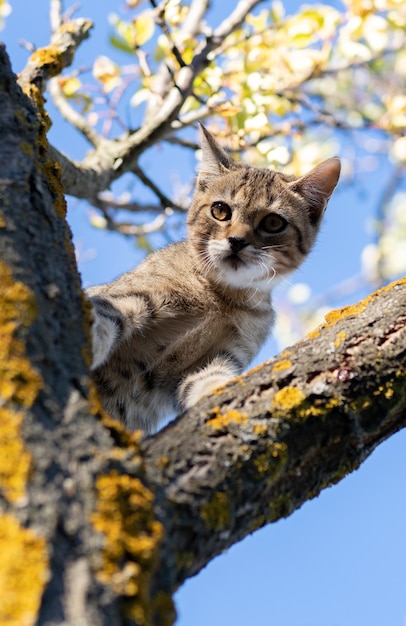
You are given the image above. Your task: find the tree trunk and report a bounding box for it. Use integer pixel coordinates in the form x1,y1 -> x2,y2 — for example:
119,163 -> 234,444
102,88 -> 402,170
0,45 -> 405,626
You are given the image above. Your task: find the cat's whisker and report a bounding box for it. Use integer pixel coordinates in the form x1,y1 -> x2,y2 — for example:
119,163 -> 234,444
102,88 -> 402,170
268,267 -> 277,284
277,274 -> 296,288
261,244 -> 285,251
245,290 -> 259,306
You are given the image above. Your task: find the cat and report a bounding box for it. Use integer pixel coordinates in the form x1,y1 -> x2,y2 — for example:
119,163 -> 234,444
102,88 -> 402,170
87,124 -> 340,434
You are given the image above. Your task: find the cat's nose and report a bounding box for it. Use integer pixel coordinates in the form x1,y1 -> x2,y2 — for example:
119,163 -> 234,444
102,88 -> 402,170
228,236 -> 249,253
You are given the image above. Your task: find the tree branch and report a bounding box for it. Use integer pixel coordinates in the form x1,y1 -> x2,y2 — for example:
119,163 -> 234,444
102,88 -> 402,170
180,0 -> 211,38
132,164 -> 187,211
100,212 -> 169,236
114,0 -> 268,164
145,0 -> 210,120
91,193 -> 182,215
18,17 -> 93,93
48,0 -> 266,200
143,279 -> 406,590
49,76 -> 101,146
150,0 -> 187,68
1,42 -> 406,624
49,0 -> 63,33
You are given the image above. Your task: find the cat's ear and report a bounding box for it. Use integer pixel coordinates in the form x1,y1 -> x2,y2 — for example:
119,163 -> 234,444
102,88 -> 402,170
198,123 -> 231,181
289,157 -> 341,222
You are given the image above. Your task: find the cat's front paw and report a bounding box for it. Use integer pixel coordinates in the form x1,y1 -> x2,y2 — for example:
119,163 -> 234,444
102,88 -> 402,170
179,357 -> 238,409
181,376 -> 230,408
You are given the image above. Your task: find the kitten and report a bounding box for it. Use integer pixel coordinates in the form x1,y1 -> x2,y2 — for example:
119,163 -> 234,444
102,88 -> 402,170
87,125 -> 340,433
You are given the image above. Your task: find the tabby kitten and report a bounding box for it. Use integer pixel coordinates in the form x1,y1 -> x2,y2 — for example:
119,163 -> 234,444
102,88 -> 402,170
88,125 -> 340,433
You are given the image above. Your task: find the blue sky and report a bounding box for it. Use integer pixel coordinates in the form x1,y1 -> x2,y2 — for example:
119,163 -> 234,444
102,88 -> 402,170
2,1 -> 405,624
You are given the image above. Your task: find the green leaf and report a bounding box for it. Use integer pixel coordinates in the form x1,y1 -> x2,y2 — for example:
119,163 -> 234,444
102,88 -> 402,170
109,34 -> 135,55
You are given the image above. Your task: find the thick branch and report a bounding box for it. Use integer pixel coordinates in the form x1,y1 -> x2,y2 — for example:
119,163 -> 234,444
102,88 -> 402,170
143,280 -> 406,590
181,0 -> 211,37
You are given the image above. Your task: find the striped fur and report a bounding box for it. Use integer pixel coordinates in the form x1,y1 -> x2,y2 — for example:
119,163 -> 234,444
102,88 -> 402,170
88,125 -> 340,433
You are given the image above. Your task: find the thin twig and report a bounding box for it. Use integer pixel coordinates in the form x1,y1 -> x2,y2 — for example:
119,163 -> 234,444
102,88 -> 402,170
129,0 -> 267,151
50,0 -> 63,33
50,0 -> 267,195
150,0 -> 187,67
164,136 -> 199,150
49,77 -> 102,147
98,208 -> 169,236
133,164 -> 188,212
92,192 -> 185,214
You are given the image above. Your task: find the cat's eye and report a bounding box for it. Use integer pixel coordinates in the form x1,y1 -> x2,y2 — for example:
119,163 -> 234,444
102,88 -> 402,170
211,202 -> 232,221
260,213 -> 287,234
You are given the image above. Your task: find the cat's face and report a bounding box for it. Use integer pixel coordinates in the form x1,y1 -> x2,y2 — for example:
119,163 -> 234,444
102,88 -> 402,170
187,125 -> 341,291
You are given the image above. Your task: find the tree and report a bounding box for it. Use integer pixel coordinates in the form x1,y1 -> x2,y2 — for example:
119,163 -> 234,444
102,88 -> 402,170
0,1 -> 405,625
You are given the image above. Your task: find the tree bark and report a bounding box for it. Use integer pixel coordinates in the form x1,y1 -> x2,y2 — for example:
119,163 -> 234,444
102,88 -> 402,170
144,278 -> 406,591
0,45 -> 405,626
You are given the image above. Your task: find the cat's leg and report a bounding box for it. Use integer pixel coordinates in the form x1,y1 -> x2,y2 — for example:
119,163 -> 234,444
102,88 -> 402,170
178,355 -> 240,409
87,296 -> 124,369
87,291 -> 155,369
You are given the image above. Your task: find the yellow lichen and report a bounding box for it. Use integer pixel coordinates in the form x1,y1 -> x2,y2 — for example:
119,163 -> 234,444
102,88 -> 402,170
41,157 -> 67,219
348,395 -> 373,415
0,261 -> 43,408
246,363 -> 264,375
267,494 -> 292,522
273,386 -> 306,410
0,409 -> 31,502
325,278 -> 406,327
272,384 -> 341,422
253,454 -> 270,474
30,47 -> 64,77
253,423 -> 268,437
334,331 -> 346,348
298,396 -> 340,418
270,442 -> 287,458
0,262 -> 43,502
325,301 -> 367,325
370,381 -> 395,401
273,359 -> 293,372
0,513 -> 48,626
248,515 -> 265,532
91,472 -> 164,624
201,492 -> 231,531
253,442 -> 288,480
153,592 -> 176,626
22,80 -> 68,221
20,141 -> 34,156
158,455 -> 170,469
307,278 -> 406,337
175,552 -> 195,572
206,408 -> 248,430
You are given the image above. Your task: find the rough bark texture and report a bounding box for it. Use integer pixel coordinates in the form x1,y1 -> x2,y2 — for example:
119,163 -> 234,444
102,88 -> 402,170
0,45 -> 158,626
144,280 -> 406,590
0,45 -> 405,626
